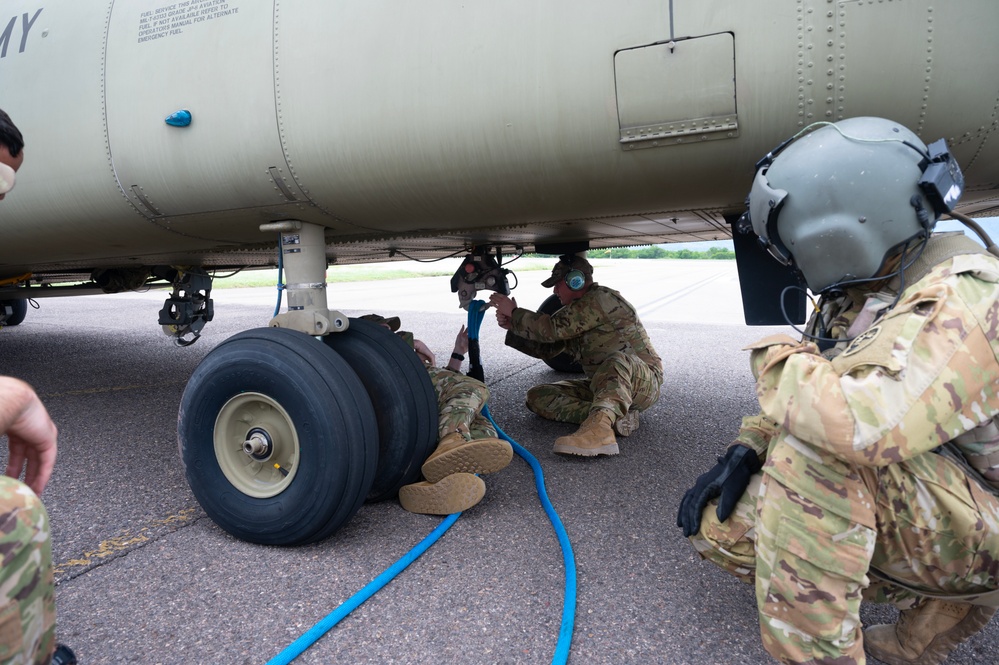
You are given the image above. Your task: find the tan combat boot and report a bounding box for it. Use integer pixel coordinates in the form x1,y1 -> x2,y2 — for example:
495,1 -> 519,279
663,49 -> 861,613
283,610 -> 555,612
398,472 -> 486,515
421,432 -> 513,483
614,409 -> 640,437
553,410 -> 619,456
863,599 -> 996,665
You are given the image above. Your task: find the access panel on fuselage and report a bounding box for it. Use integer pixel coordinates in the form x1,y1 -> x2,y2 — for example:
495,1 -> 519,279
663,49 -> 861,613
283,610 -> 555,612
615,32 -> 739,151
104,0 -> 298,218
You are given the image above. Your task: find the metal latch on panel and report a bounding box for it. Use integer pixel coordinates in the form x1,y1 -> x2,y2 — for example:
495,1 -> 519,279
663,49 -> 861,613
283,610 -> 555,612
620,115 -> 739,150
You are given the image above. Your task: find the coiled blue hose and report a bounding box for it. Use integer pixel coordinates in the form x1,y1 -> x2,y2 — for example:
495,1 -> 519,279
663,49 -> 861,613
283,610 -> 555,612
468,300 -> 577,665
266,299 -> 577,664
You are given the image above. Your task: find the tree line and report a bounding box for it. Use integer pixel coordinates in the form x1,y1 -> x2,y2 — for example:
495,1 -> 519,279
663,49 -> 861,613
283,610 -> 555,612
586,246 -> 735,260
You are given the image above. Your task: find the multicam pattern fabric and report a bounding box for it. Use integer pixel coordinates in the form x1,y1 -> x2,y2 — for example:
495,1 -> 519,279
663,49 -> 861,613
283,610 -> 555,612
689,235 -> 999,664
752,255 -> 999,467
426,366 -> 497,441
525,352 -> 662,422
392,325 -> 497,442
0,476 -> 55,665
504,285 -> 663,421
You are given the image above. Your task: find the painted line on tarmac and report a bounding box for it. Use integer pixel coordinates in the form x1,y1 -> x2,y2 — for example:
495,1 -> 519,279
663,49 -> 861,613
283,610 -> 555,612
55,507 -> 202,579
636,269 -> 728,319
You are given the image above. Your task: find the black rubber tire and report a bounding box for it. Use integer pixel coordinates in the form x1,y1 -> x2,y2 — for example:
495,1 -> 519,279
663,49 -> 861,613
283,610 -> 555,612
324,318 -> 437,502
538,295 -> 584,374
1,299 -> 27,326
178,327 -> 378,546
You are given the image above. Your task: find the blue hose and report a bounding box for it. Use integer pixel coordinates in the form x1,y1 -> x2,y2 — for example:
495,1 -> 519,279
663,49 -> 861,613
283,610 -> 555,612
265,513 -> 461,665
484,404 -> 577,664
266,300 -> 577,664
272,234 -> 285,319
467,300 -> 577,665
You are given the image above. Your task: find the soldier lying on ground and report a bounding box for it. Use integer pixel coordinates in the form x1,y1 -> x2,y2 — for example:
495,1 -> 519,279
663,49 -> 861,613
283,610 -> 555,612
360,315 -> 513,515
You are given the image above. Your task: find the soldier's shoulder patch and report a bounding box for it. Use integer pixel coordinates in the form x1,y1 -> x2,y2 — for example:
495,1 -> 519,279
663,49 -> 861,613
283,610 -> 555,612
840,325 -> 882,357
831,310 -> 913,376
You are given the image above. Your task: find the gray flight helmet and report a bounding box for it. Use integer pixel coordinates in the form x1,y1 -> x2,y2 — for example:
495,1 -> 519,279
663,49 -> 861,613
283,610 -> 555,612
748,117 -> 951,293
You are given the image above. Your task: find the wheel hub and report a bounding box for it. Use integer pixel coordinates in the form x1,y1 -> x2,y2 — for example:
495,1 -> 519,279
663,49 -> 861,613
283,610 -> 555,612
214,392 -> 300,498
242,428 -> 273,459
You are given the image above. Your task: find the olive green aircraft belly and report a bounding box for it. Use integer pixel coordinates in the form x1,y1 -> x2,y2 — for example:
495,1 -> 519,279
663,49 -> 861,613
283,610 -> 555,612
2,0 -> 998,274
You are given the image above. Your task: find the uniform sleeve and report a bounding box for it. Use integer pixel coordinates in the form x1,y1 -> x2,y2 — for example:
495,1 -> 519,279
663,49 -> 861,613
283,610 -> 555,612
729,414 -> 781,459
395,330 -> 415,349
510,299 -> 602,342
503,329 -> 567,360
751,278 -> 999,466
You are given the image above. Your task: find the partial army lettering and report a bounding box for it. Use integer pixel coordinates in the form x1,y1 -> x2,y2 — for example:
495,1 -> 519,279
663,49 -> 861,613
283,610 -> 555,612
0,9 -> 43,58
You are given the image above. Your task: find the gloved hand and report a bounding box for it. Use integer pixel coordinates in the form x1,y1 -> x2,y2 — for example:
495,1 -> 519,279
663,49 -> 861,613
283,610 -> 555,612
676,444 -> 762,538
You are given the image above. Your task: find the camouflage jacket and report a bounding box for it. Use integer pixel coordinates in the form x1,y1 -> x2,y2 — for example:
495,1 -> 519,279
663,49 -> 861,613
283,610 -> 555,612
738,234 -> 999,469
503,284 -> 663,378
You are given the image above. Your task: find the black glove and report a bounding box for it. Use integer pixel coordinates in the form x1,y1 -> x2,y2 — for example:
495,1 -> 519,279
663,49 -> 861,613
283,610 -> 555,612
676,444 -> 762,538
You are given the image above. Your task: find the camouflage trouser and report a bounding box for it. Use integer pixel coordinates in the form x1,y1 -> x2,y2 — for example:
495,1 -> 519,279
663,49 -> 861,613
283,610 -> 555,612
525,351 -> 661,424
427,366 -> 497,441
0,476 -> 55,665
690,437 -> 999,665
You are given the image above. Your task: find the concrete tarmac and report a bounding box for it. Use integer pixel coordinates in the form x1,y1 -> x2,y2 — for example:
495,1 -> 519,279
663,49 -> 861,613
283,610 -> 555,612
1,259 -> 996,664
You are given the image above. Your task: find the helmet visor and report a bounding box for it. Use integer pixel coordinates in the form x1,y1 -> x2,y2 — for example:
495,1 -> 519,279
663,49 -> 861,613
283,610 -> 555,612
748,167 -> 790,266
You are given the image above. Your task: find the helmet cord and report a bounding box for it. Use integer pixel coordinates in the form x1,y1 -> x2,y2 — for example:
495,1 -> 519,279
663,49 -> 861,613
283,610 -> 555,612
949,211 -> 999,258
779,236 -> 928,346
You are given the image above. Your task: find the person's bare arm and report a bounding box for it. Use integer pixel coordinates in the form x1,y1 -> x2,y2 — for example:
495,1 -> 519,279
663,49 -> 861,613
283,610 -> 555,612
447,325 -> 468,371
489,294 -> 517,329
0,377 -> 57,495
413,339 -> 436,367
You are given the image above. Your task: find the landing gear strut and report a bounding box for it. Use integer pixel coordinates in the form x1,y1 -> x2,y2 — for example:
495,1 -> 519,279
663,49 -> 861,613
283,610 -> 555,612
178,221 -> 437,546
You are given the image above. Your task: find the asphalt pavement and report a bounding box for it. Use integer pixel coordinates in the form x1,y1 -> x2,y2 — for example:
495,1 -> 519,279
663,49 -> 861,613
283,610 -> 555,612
1,259 -> 996,664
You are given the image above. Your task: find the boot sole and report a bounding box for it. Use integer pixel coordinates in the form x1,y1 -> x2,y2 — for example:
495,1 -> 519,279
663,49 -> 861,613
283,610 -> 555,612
421,439 -> 513,483
553,442 -> 620,457
398,473 -> 486,515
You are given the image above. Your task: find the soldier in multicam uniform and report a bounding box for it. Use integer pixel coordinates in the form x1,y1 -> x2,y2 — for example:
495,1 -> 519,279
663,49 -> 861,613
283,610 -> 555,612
359,315 -> 513,516
0,378 -> 57,665
488,255 -> 663,457
676,117 -> 999,665
0,110 -> 75,665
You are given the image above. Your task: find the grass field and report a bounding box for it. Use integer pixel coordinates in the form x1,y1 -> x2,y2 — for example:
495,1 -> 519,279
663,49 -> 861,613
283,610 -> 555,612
209,258 -> 553,289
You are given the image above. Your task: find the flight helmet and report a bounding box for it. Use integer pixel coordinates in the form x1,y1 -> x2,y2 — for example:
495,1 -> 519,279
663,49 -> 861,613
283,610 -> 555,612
747,116 -> 964,293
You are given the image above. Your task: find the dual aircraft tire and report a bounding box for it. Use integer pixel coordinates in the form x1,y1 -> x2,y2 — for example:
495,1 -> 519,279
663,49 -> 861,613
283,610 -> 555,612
1,298 -> 27,326
323,317 -> 437,503
178,322 -> 437,546
538,295 -> 584,374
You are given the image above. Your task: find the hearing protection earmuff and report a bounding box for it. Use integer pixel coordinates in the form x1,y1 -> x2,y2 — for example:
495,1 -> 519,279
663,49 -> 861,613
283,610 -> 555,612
564,269 -> 586,291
